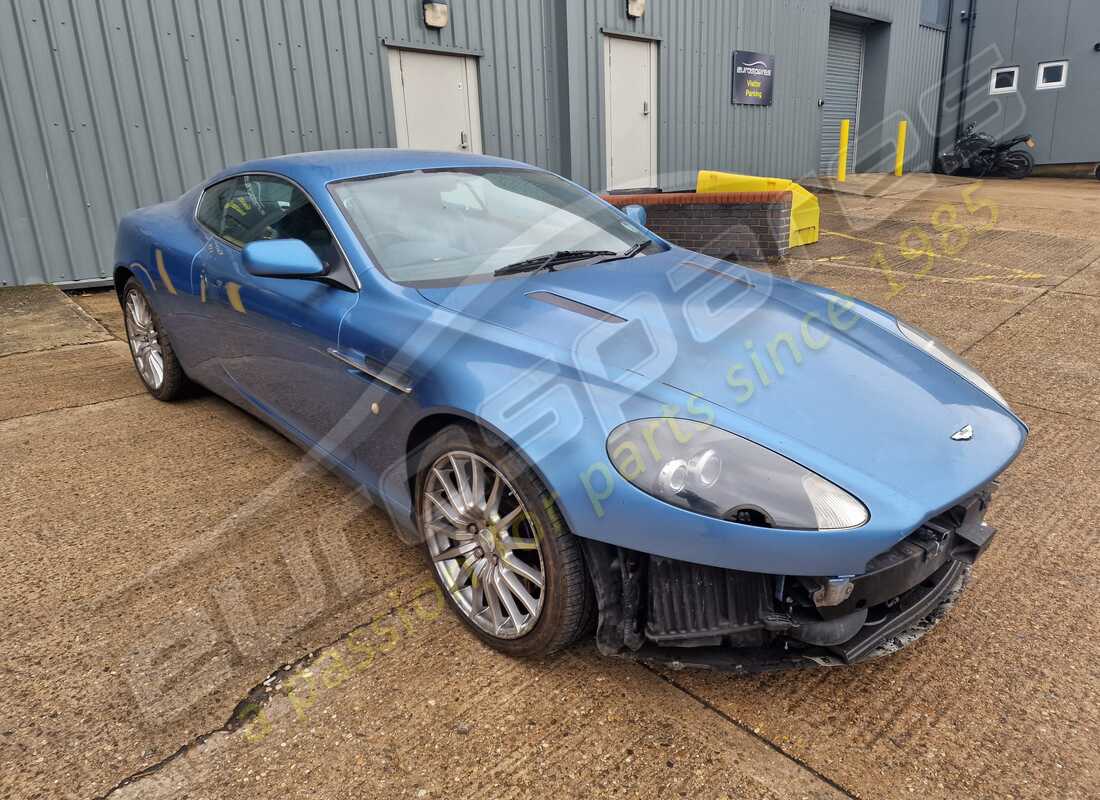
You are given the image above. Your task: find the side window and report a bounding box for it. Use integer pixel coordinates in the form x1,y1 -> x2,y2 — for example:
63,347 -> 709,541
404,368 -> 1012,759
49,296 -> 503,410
196,177 -> 244,238
196,176 -> 269,247
196,175 -> 340,271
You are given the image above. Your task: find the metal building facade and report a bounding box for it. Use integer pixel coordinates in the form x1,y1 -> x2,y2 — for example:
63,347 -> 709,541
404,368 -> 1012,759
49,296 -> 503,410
0,0 -> 946,288
0,0 -> 562,287
938,0 -> 1100,167
557,0 -> 947,191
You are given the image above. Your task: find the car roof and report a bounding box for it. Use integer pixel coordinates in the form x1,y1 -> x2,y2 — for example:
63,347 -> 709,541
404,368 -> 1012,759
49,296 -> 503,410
210,148 -> 535,188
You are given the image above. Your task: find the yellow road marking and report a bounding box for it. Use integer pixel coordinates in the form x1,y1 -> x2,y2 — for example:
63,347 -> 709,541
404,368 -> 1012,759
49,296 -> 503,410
821,230 -> 1046,281
155,249 -> 177,295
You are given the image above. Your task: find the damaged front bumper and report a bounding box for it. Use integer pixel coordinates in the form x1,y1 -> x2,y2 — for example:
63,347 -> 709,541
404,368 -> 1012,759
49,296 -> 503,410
581,485 -> 996,672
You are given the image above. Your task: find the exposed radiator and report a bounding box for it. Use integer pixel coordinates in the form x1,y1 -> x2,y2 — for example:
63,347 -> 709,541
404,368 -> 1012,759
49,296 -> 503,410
645,556 -> 772,646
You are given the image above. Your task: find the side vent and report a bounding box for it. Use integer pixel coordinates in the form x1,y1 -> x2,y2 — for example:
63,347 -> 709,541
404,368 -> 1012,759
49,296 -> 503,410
526,291 -> 626,323
682,260 -> 754,288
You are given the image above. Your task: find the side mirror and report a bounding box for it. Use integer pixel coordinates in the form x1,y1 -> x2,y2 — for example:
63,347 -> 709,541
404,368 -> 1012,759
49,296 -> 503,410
622,204 -> 648,227
242,239 -> 324,279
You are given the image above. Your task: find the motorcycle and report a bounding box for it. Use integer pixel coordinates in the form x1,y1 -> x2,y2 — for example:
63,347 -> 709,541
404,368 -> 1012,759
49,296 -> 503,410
939,123 -> 1036,179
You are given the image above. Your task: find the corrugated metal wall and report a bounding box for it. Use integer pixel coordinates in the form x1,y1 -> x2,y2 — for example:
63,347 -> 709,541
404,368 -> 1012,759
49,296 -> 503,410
561,0 -> 946,191
939,0 -> 1100,166
880,11 -> 948,171
0,0 -> 944,287
561,0 -> 827,190
0,0 -> 559,287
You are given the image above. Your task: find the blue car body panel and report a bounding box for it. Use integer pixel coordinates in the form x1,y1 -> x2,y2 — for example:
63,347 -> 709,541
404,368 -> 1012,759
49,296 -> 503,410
113,149 -> 1027,578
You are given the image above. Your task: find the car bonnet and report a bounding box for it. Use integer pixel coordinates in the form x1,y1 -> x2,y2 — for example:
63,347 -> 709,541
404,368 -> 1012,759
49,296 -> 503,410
416,249 -> 1027,521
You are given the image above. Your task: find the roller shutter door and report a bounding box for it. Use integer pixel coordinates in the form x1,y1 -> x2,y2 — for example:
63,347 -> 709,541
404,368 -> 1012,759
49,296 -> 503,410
819,18 -> 865,174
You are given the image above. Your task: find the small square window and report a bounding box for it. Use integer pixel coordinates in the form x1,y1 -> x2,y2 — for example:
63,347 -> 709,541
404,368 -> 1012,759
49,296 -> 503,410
1036,60 -> 1068,90
989,66 -> 1018,95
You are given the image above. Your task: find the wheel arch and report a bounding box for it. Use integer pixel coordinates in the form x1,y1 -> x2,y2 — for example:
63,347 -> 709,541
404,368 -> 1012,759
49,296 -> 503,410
114,261 -> 158,302
403,408 -> 571,533
113,264 -> 134,303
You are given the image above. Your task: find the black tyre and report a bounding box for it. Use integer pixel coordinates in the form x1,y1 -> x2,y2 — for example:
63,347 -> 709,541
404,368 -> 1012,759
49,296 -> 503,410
998,149 -> 1034,179
121,278 -> 190,401
415,423 -> 596,657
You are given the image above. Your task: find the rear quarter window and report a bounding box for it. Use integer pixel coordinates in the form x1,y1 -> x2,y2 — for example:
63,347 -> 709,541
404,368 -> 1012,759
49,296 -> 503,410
196,178 -> 236,235
195,176 -> 275,247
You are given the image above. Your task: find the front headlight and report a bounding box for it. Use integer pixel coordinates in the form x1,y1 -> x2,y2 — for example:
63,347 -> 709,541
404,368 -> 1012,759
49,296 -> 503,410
607,419 -> 868,530
896,319 -> 1010,410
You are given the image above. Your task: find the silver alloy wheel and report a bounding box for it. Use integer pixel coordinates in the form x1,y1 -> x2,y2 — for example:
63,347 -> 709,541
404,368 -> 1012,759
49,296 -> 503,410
422,451 -> 546,639
124,289 -> 165,390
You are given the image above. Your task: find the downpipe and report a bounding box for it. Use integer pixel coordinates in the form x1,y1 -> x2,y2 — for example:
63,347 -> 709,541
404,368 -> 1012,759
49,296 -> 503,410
953,0 -> 978,146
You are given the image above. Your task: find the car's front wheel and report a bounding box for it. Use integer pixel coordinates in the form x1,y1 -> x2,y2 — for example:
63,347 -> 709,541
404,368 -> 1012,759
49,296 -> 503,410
415,424 -> 595,656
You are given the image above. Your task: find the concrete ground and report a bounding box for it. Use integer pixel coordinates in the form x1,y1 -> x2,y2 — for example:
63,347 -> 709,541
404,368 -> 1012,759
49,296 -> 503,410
1,176 -> 1097,799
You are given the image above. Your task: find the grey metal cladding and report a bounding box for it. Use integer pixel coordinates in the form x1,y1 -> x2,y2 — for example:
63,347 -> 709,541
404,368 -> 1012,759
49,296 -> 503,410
0,0 -> 558,287
0,0 -> 943,287
940,0 -> 1098,166
562,0 -> 944,191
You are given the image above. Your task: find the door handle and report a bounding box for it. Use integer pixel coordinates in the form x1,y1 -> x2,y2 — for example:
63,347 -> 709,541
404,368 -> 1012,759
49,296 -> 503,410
642,100 -> 650,116
459,131 -> 469,150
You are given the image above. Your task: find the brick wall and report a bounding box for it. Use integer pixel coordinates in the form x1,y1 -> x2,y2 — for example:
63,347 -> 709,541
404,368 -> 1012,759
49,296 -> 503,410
601,191 -> 792,261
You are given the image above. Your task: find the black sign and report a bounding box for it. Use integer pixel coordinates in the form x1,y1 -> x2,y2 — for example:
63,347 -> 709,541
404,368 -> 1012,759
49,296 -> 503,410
732,50 -> 775,105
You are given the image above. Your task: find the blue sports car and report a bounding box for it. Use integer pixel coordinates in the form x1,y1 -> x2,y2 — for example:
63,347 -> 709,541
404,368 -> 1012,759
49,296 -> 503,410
114,150 -> 1026,670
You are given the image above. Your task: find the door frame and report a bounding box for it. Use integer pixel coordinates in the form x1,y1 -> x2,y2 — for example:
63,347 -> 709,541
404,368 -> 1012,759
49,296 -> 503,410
386,45 -> 483,153
602,34 -> 659,191
849,30 -> 865,169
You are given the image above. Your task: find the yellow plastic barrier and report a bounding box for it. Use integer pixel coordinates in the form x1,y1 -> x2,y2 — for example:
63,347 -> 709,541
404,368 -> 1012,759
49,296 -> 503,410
695,170 -> 820,249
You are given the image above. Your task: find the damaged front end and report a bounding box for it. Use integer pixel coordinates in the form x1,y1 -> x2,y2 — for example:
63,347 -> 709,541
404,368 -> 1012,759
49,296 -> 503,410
580,485 -> 996,672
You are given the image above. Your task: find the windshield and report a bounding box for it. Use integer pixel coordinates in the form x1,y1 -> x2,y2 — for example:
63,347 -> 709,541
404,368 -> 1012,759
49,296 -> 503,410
329,168 -> 654,286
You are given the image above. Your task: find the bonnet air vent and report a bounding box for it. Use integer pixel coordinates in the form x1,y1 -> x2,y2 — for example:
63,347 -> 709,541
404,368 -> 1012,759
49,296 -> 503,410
526,291 -> 626,324
683,260 -> 754,288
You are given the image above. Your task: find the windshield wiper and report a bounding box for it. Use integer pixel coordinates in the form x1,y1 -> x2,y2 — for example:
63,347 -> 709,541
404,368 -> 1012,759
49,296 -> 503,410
493,249 -> 616,277
592,240 -> 651,264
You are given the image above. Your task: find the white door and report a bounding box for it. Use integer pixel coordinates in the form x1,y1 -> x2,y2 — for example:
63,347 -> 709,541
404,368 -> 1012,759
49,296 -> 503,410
388,48 -> 482,153
604,36 -> 658,190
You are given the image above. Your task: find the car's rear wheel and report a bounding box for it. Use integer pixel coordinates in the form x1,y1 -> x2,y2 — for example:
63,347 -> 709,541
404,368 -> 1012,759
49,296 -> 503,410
122,278 -> 188,401
415,424 -> 595,656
